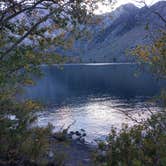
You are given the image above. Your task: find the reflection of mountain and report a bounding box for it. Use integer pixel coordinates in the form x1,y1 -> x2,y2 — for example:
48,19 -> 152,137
67,1 -> 166,63
23,64 -> 166,104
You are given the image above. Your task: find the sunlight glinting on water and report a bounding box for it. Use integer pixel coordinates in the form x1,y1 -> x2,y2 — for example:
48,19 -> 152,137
36,96 -> 153,144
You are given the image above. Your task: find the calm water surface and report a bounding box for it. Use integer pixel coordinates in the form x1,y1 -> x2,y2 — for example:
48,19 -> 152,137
24,63 -> 165,143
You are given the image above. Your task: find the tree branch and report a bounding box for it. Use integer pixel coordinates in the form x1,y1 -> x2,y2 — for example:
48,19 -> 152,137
1,12 -> 54,58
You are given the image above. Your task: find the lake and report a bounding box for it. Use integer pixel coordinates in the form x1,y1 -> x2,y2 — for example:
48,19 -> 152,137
24,63 -> 165,144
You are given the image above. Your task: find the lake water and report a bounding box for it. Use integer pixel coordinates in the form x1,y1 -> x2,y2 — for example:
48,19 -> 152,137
24,63 -> 165,144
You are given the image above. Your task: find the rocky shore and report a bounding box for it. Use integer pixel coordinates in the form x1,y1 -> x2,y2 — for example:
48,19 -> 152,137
48,129 -> 96,166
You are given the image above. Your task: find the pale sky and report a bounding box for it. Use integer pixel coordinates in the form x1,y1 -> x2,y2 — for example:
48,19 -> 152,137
95,0 -> 162,14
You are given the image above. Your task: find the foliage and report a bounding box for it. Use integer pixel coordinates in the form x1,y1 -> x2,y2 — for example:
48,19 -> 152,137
0,0 -> 97,165
0,0 -> 96,92
131,30 -> 166,78
0,98 -> 53,165
96,111 -> 166,166
95,6 -> 166,166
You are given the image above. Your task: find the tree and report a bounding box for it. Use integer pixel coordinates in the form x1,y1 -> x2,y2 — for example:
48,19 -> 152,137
130,0 -> 166,79
0,0 -> 96,89
0,0 -> 97,165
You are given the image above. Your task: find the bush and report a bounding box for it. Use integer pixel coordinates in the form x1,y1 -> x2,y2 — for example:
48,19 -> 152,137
96,109 -> 166,166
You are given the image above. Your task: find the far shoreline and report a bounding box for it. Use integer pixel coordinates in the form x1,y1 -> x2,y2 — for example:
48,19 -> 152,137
40,62 -> 139,67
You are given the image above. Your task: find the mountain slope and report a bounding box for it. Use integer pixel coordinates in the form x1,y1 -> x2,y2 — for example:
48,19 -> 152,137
70,1 -> 166,63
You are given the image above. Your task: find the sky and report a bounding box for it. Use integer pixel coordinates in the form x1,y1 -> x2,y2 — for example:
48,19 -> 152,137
95,0 -> 162,14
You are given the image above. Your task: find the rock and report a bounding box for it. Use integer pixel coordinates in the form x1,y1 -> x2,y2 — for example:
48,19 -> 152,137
80,138 -> 85,143
75,131 -> 81,136
70,131 -> 75,135
80,129 -> 85,132
82,133 -> 86,137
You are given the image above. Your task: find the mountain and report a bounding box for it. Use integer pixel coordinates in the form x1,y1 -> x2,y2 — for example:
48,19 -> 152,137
67,1 -> 166,63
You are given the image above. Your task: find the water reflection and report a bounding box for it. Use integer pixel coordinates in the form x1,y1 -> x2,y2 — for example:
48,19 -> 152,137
24,64 -> 165,144
35,95 -> 156,144
24,64 -> 165,104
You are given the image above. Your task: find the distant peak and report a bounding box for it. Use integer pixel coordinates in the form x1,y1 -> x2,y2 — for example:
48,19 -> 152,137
150,1 -> 166,8
118,3 -> 138,10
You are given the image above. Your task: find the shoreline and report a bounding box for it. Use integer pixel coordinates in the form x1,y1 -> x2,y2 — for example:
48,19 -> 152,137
50,132 -> 97,166
40,62 -> 138,67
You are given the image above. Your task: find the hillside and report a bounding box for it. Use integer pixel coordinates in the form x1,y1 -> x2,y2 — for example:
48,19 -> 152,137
68,1 -> 166,63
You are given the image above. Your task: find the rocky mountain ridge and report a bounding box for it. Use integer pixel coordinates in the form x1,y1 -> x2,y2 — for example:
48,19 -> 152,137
67,1 -> 166,63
